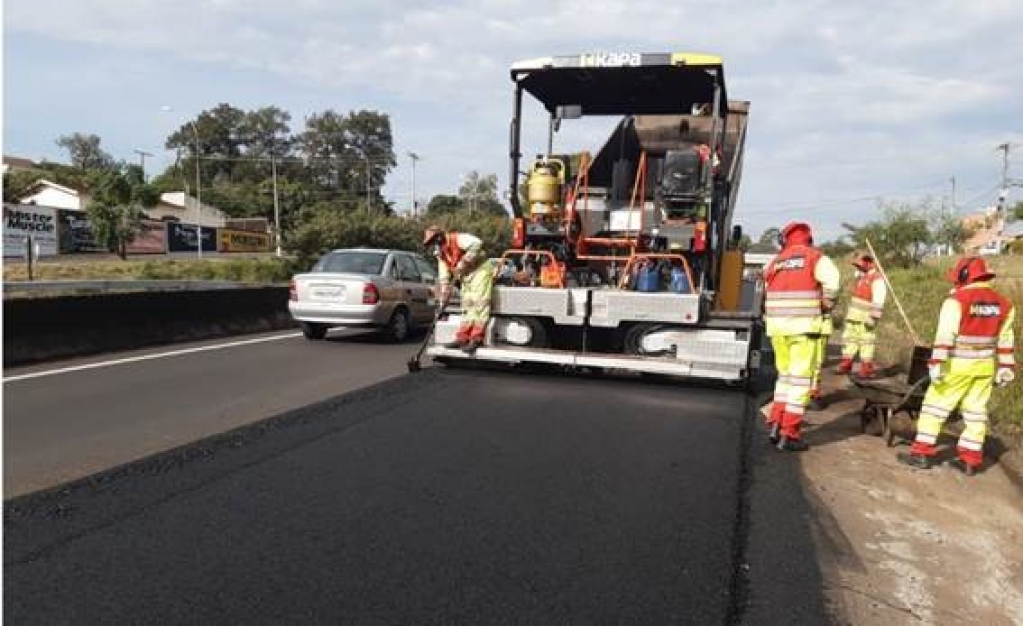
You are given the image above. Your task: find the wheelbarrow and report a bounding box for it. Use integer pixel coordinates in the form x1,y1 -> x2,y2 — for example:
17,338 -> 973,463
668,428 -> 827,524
850,346 -> 932,447
851,375 -> 930,447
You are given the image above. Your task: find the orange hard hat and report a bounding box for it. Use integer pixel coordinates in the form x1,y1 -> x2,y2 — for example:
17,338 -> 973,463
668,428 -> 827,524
947,256 -> 995,285
422,226 -> 444,247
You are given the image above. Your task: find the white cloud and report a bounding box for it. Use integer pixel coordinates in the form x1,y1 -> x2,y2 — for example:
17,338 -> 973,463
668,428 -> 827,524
6,0 -> 1023,235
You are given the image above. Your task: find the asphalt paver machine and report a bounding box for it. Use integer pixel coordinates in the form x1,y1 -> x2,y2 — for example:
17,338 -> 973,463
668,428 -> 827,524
428,51 -> 763,384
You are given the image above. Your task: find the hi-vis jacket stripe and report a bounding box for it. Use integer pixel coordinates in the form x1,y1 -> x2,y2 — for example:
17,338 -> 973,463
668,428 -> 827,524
764,290 -> 823,317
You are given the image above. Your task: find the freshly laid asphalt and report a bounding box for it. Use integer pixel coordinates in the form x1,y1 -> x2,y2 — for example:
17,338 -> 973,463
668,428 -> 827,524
2,364 -> 795,624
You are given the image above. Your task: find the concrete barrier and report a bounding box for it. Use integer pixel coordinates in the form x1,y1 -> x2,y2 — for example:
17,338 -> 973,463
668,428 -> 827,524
3,286 -> 295,367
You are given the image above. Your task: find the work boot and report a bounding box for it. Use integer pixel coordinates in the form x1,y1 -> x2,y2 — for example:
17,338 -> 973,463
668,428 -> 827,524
896,452 -> 933,470
836,358 -> 854,374
460,339 -> 482,354
768,423 -> 781,445
947,458 -> 977,476
776,436 -> 809,452
858,362 -> 878,379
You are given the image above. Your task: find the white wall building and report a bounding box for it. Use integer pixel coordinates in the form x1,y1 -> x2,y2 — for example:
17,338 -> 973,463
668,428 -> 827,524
154,192 -> 226,228
16,179 -> 226,227
18,180 -> 90,210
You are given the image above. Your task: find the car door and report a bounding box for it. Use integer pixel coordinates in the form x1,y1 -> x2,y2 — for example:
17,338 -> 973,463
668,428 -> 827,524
413,255 -> 440,310
396,253 -> 431,324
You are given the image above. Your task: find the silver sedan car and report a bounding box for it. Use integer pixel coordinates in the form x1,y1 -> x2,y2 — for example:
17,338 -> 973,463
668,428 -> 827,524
288,248 -> 439,342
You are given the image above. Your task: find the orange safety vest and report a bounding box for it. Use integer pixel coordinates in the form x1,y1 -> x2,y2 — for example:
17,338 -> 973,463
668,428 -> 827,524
932,286 -> 1014,368
847,271 -> 883,323
764,245 -> 824,321
439,232 -> 464,269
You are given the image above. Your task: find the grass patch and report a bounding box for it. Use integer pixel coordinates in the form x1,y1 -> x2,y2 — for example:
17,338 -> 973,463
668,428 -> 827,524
4,257 -> 302,284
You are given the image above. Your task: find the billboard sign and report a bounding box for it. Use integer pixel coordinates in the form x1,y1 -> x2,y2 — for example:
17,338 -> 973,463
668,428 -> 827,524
57,209 -> 106,254
126,219 -> 167,254
3,204 -> 59,257
167,222 -> 217,252
218,228 -> 270,253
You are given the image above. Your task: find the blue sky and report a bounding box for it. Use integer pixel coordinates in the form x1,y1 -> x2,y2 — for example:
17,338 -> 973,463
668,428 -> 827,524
4,0 -> 1022,241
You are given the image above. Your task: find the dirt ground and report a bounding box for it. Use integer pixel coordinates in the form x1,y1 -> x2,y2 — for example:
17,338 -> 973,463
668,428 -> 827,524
769,361 -> 1023,625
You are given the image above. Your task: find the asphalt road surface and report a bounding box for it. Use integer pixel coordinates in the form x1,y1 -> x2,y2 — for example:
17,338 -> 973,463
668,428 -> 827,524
3,328 -> 418,497
2,364 -> 833,624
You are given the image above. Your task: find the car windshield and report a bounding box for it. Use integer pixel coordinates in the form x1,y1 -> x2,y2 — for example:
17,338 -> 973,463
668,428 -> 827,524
314,251 -> 387,275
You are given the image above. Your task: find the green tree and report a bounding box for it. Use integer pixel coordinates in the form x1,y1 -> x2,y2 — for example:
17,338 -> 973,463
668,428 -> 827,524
929,209 -> 975,254
299,109 -> 396,212
86,165 -> 159,259
458,171 -> 507,216
55,132 -> 114,171
426,194 -> 465,216
747,227 -> 780,253
842,202 -> 932,268
819,238 -> 855,259
165,103 -> 247,183
1012,201 -> 1023,221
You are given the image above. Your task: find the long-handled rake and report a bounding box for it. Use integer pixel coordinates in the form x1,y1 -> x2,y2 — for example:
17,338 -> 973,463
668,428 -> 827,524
407,290 -> 454,373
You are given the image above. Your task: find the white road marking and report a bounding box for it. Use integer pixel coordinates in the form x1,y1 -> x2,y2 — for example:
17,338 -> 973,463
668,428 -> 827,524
3,332 -> 304,383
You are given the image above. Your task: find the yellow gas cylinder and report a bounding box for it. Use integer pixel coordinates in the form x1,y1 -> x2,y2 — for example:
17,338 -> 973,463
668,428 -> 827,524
526,159 -> 564,219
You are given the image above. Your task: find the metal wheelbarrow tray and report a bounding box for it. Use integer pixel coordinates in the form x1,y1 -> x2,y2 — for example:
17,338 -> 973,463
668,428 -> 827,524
849,374 -> 930,447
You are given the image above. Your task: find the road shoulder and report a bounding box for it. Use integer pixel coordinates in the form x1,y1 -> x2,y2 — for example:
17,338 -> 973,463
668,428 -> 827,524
791,366 -> 1023,625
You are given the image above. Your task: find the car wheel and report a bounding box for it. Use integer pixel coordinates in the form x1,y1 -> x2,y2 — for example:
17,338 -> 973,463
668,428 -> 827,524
382,308 -> 410,343
301,322 -> 328,340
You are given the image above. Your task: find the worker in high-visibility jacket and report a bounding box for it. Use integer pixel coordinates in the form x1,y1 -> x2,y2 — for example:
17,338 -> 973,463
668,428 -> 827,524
837,253 -> 887,378
763,221 -> 841,451
898,257 -> 1016,475
423,226 -> 494,353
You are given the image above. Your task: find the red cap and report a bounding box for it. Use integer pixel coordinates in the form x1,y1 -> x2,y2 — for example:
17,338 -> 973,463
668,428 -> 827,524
851,253 -> 875,271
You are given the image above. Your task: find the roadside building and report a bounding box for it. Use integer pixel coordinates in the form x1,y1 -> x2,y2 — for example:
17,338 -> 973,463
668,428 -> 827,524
15,179 -> 226,227
2,155 -> 40,174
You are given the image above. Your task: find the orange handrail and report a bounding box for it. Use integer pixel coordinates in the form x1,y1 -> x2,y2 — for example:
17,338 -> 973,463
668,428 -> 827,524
617,253 -> 697,293
627,151 -> 648,241
497,249 -> 565,288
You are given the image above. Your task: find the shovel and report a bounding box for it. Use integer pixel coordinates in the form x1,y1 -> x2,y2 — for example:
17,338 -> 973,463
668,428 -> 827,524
407,290 -> 454,373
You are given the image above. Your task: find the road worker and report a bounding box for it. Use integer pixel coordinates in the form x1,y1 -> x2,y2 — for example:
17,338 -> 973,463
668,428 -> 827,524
762,221 -> 841,451
898,257 -> 1016,475
423,226 -> 494,353
837,253 -> 887,378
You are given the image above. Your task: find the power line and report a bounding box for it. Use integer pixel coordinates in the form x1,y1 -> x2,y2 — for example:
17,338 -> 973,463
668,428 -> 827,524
165,152 -> 396,165
737,176 -> 951,216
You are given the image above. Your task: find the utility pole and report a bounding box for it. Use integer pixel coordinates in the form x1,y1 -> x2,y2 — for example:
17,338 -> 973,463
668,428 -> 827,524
366,156 -> 372,214
190,121 -> 203,259
408,151 -> 420,216
997,142 -> 1011,215
271,152 -> 281,257
133,149 -> 153,180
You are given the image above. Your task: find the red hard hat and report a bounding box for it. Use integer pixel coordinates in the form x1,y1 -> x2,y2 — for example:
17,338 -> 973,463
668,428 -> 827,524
780,221 -> 813,247
781,221 -> 811,239
947,256 -> 995,285
852,253 -> 875,271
